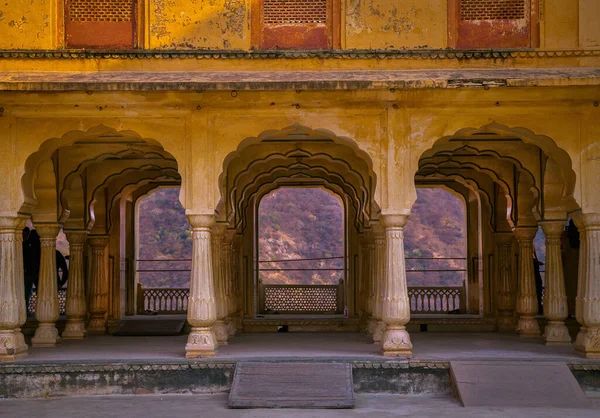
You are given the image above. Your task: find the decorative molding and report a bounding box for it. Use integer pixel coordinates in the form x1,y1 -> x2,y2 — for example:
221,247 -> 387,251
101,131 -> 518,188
0,49 -> 599,61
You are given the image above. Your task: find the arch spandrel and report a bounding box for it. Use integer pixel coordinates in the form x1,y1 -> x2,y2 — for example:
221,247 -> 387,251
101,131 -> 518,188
216,124 -> 381,229
20,124 -> 185,216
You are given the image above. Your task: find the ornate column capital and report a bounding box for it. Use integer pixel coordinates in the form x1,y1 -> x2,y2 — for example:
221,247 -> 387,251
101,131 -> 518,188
494,232 -> 514,246
88,235 -> 109,249
513,226 -> 538,241
0,215 -> 27,231
381,214 -> 409,229
539,221 -> 567,237
64,230 -> 88,245
187,214 -> 216,230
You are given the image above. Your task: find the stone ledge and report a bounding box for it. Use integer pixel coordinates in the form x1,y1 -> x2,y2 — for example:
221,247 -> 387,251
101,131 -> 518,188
0,68 -> 598,91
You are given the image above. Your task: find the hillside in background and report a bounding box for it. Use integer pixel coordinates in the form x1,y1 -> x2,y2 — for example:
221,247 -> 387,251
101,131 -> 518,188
136,187 -> 546,288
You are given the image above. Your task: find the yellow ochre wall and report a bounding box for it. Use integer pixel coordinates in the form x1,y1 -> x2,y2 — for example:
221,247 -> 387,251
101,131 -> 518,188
1,0 -> 599,50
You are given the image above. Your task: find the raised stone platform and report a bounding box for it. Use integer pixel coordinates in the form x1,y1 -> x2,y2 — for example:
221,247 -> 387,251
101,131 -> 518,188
0,333 -> 598,398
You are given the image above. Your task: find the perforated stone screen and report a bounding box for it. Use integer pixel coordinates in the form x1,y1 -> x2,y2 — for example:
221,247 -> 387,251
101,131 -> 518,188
68,0 -> 133,23
460,0 -> 526,21
265,286 -> 338,312
263,0 -> 328,25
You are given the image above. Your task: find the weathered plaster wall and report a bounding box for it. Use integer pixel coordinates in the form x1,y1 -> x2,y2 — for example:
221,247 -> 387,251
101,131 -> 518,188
543,0 -> 579,49
0,0 -> 53,49
579,0 -> 600,48
148,0 -> 250,50
345,0 -> 447,50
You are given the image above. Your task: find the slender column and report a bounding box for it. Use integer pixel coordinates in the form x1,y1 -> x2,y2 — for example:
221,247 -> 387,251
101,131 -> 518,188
371,224 -> 387,343
495,233 -> 516,332
574,214 -> 600,358
212,224 -> 228,345
225,231 -> 237,336
185,214 -> 218,358
62,231 -> 88,339
87,236 -> 109,334
358,234 -> 370,322
365,232 -> 376,335
381,214 -> 413,357
514,227 -> 541,338
31,225 -> 61,346
0,216 -> 28,361
540,221 -> 571,344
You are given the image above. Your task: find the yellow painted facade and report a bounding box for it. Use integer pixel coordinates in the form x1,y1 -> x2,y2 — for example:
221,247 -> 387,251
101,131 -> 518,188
0,1 -> 599,360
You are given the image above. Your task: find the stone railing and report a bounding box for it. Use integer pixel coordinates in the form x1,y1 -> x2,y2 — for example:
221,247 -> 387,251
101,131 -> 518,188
408,286 -> 465,314
258,279 -> 344,314
28,289 -> 67,315
137,284 -> 189,314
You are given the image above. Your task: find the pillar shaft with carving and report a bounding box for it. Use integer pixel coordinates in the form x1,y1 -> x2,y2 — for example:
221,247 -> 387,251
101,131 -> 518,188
514,227 -> 541,338
212,225 -> 228,345
574,214 -> 600,358
495,233 -> 516,332
224,232 -> 236,336
62,231 -> 88,339
540,221 -> 571,344
365,233 -> 376,335
0,217 -> 28,360
88,236 -> 109,334
371,225 -> 386,343
31,225 -> 61,346
185,215 -> 218,358
381,215 -> 413,357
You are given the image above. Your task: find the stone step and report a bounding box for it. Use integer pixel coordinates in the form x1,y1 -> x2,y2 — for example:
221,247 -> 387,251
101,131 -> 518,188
228,362 -> 355,408
450,361 -> 592,408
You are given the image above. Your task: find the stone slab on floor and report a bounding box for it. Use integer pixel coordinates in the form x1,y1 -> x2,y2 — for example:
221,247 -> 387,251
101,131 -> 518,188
228,362 -> 354,408
450,361 -> 591,408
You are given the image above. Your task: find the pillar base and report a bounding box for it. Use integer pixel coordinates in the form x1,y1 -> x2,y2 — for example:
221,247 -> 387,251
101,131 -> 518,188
31,323 -> 61,347
226,318 -> 236,337
0,330 -> 27,361
516,316 -> 541,338
213,320 -> 229,345
574,327 -> 600,359
185,327 -> 217,358
542,321 -> 571,345
62,320 -> 86,340
366,318 -> 375,335
14,328 -> 28,355
87,316 -> 106,334
496,313 -> 516,333
372,320 -> 386,344
381,325 -> 413,357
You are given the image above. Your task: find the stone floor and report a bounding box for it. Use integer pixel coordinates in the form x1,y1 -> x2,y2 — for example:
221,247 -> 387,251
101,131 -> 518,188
14,332 -> 595,363
0,394 -> 598,418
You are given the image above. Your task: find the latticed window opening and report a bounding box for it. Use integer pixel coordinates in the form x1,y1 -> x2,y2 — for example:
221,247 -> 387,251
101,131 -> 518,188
264,286 -> 338,312
460,0 -> 526,21
263,0 -> 329,25
68,0 -> 134,23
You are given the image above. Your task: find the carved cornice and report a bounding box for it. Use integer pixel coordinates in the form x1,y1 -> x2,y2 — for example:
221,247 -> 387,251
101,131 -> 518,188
1,49 -> 599,60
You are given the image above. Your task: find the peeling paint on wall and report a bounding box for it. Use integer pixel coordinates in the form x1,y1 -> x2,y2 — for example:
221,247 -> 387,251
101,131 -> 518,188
0,1 -> 52,49
149,0 -> 250,50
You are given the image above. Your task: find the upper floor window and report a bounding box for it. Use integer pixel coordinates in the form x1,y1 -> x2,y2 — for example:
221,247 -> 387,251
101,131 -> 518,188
65,0 -> 139,49
449,0 -> 540,49
252,0 -> 341,50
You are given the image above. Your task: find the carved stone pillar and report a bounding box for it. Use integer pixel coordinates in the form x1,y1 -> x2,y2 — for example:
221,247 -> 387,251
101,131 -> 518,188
574,214 -> 600,358
540,221 -> 571,344
0,216 -> 28,360
358,234 -> 370,322
381,214 -> 412,357
185,214 -> 218,358
87,236 -> 109,334
371,224 -> 386,343
31,225 -> 61,346
62,231 -> 88,339
212,224 -> 228,345
495,233 -> 516,332
225,231 -> 237,336
514,227 -> 541,338
365,232 -> 376,335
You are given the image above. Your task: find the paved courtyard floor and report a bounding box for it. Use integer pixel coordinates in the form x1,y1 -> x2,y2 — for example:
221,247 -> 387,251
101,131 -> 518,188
15,331 -> 594,363
1,393 -> 598,418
